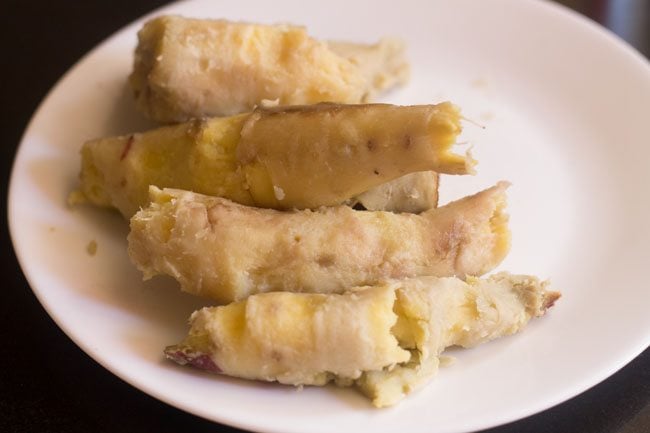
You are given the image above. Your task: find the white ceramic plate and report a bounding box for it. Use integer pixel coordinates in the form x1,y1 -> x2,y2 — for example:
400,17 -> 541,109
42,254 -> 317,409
9,0 -> 650,432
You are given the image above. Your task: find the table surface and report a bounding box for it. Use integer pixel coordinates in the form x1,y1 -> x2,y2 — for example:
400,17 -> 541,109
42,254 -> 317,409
1,1 -> 648,432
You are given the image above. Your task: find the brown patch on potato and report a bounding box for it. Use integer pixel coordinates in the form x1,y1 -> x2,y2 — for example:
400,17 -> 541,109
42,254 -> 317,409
270,350 -> 283,362
86,240 -> 98,256
120,135 -> 135,161
316,254 -> 336,267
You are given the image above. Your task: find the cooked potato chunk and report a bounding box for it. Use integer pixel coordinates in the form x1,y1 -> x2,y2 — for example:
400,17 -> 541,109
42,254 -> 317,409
351,171 -> 439,213
165,273 -> 560,407
128,183 -> 510,303
75,102 -> 470,217
130,16 -> 409,122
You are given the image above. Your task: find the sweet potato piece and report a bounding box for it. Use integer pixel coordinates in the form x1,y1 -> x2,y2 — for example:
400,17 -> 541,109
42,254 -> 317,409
130,16 -> 409,122
75,102 -> 469,217
165,273 -> 560,407
128,182 -> 509,303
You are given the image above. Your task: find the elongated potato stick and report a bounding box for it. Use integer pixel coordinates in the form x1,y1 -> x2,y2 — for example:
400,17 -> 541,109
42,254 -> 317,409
128,182 -> 510,304
76,102 -> 470,217
130,16 -> 409,122
165,273 -> 560,407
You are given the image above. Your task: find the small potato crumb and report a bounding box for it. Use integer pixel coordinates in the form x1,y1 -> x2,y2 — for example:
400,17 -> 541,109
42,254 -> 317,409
273,185 -> 285,200
86,240 -> 98,256
470,78 -> 488,89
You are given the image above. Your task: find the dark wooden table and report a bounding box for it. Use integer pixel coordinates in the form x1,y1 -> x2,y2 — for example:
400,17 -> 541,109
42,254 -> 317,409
1,1 -> 648,432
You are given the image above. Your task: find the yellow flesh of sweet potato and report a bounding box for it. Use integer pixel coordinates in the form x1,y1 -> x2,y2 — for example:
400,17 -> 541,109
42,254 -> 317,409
165,273 -> 560,407
76,102 -> 471,217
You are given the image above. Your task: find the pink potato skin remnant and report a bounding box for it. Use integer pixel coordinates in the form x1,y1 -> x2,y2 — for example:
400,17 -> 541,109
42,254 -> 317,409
164,347 -> 222,373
